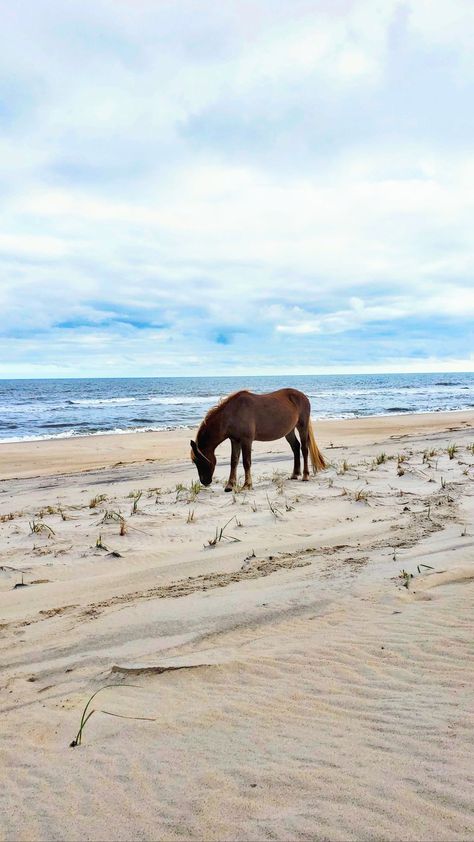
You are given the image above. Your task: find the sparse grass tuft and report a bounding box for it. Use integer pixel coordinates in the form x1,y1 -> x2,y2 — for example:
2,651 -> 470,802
399,569 -> 413,588
375,452 -> 387,465
189,480 -> 202,500
339,459 -> 350,474
186,508 -> 195,524
89,494 -> 107,509
99,510 -> 125,524
447,444 -> 458,460
0,512 -> 15,523
29,520 -> 55,537
95,534 -> 108,550
354,488 -> 369,503
266,494 -> 283,519
130,490 -> 143,515
205,516 -> 241,547
272,471 -> 286,494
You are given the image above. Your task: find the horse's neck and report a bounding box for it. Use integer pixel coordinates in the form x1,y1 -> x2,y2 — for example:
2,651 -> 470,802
198,410 -> 228,453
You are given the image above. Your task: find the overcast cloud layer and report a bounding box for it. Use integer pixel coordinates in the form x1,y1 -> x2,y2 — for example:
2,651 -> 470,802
1,0 -> 473,377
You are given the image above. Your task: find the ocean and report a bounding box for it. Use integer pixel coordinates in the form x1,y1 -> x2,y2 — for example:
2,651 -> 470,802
0,373 -> 473,443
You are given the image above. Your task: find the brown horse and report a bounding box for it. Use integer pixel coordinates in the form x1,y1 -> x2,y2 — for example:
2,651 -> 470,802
190,388 -> 326,491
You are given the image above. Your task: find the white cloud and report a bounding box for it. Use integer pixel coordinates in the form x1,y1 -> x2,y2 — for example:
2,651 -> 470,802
0,0 -> 473,375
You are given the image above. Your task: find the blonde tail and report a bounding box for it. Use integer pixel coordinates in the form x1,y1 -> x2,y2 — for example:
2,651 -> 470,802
308,420 -> 326,474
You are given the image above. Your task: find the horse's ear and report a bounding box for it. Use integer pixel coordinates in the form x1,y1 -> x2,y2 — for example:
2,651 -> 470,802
190,440 -> 198,455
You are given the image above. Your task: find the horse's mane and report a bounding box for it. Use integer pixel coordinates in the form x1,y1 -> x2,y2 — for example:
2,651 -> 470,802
197,390 -> 250,442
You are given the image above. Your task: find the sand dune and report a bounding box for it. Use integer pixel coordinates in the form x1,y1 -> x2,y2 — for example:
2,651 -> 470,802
1,412 -> 473,840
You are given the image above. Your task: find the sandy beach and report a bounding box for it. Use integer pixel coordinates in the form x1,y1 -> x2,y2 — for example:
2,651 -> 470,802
1,410 -> 473,841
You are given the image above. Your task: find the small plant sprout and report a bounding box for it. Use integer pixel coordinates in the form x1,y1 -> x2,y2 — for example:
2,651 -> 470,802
89,494 -> 107,509
447,444 -> 458,460
29,521 -> 55,538
440,476 -> 446,489
119,519 -> 127,536
186,508 -> 195,524
189,480 -> 202,500
272,471 -> 286,494
70,684 -> 140,747
130,490 -> 143,515
375,452 -> 387,465
206,516 -> 241,547
339,459 -> 350,474
354,488 -> 369,503
99,510 -> 125,525
250,500 -> 258,513
399,569 -> 413,589
468,443 -> 474,455
266,494 -> 283,520
95,534 -> 108,550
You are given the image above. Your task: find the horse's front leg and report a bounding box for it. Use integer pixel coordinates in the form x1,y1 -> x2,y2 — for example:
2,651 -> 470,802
241,438 -> 253,489
225,439 -> 241,492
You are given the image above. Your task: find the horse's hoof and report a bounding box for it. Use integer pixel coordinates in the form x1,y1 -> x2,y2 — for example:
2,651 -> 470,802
302,475 -> 309,482
224,486 -> 233,492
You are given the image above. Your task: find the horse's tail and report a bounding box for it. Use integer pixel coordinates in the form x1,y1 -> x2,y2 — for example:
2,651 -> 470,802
308,420 -> 326,474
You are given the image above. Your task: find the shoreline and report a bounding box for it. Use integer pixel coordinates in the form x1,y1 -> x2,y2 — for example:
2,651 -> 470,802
2,404 -> 474,446
1,408 -> 472,481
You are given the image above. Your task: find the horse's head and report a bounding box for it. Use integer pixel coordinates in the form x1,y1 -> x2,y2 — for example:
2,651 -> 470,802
190,439 -> 216,486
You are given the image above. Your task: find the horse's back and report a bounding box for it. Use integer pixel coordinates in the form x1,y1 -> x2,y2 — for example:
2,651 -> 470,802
226,388 -> 309,441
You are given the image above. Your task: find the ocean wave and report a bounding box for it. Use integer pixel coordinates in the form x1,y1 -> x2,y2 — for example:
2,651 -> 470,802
66,397 -> 136,406
0,424 -> 193,444
147,395 -> 220,405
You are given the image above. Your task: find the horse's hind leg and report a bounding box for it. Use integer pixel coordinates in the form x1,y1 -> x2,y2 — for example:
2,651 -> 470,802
225,439 -> 241,492
285,429 -> 301,479
241,438 -> 253,489
296,420 -> 310,481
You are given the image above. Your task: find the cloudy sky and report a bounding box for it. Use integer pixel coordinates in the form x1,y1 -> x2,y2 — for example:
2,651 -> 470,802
1,0 -> 473,378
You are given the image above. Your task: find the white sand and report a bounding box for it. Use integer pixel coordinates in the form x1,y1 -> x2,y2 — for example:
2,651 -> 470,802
1,411 -> 473,841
